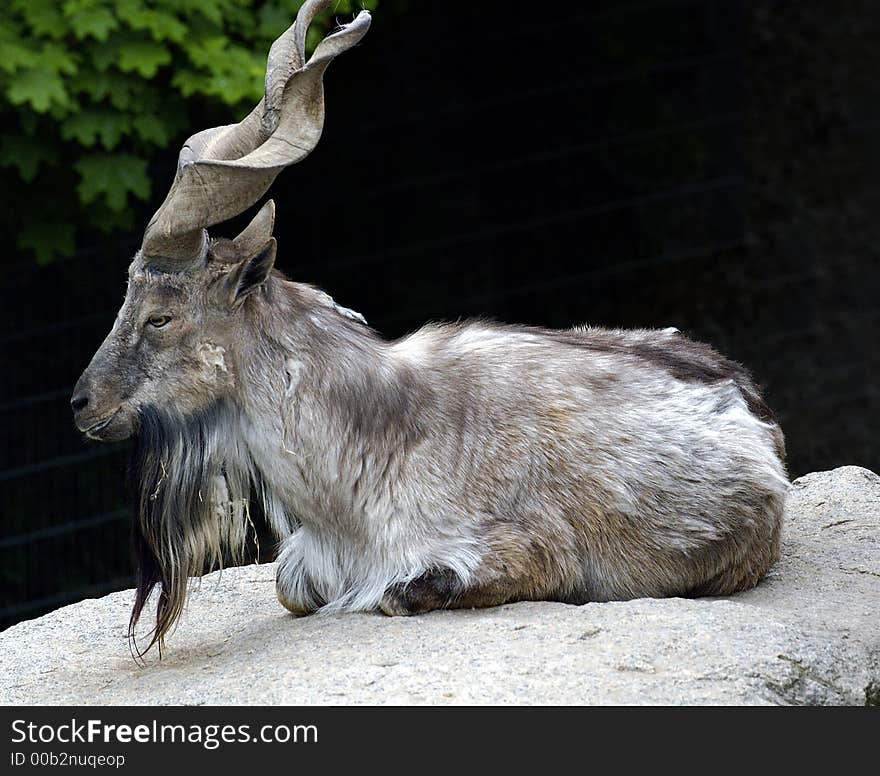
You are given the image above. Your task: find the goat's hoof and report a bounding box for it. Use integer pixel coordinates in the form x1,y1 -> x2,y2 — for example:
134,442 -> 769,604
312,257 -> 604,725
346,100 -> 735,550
379,569 -> 463,616
378,594 -> 414,617
276,590 -> 314,617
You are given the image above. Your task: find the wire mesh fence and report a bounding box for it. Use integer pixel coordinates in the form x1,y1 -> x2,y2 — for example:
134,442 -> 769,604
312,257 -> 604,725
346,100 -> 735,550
2,0 -> 878,629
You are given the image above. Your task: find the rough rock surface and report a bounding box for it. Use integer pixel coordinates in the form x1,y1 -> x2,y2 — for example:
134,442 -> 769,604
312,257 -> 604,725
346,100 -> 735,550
1,466 -> 878,705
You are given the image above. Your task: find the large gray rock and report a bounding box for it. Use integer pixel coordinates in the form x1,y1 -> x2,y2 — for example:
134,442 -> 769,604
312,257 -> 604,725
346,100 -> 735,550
1,466 -> 878,705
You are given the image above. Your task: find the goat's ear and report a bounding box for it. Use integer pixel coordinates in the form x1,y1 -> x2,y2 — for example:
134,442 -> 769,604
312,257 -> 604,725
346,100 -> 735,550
233,200 -> 275,258
224,200 -> 277,307
227,238 -> 277,307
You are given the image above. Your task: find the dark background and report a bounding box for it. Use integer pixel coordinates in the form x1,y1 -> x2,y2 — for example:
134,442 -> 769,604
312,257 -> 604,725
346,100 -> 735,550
2,0 -> 878,629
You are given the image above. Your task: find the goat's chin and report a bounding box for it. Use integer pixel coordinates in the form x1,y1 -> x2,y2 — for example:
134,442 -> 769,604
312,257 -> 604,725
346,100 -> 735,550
83,407 -> 137,442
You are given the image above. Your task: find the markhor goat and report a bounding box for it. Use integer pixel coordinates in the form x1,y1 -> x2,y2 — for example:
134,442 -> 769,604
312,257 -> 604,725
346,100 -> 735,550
71,2 -> 788,655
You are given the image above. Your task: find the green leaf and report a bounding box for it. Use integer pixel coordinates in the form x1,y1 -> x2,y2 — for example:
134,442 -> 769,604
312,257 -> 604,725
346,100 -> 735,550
38,43 -> 79,75
131,112 -> 172,146
110,0 -> 142,22
13,0 -> 67,40
170,69 -> 207,98
89,43 -> 118,72
305,25 -> 323,55
74,152 -> 150,211
85,199 -> 136,234
18,219 -> 77,264
181,0 -> 225,25
0,30 -> 39,73
177,38 -> 265,104
6,69 -> 71,113
61,110 -> 131,149
118,6 -> 187,43
0,134 -> 59,182
69,70 -> 135,109
116,41 -> 171,77
0,0 -> 388,263
257,4 -> 291,39
65,5 -> 119,42
184,35 -> 228,68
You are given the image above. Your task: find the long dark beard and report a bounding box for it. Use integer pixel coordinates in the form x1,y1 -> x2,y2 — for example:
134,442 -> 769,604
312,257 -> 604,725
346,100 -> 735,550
127,401 -> 257,658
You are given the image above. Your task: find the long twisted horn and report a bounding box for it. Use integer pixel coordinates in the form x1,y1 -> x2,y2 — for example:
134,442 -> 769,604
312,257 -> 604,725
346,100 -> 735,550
140,0 -> 370,271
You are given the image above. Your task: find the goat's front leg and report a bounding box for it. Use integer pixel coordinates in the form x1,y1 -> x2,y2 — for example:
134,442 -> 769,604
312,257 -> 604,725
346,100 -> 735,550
379,567 -> 537,616
379,526 -> 578,616
275,531 -> 324,616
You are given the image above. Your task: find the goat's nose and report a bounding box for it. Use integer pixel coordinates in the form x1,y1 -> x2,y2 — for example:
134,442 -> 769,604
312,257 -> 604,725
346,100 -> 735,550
70,392 -> 89,413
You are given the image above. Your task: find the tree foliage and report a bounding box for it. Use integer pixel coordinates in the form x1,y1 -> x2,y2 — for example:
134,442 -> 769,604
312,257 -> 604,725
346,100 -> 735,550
0,0 -> 377,263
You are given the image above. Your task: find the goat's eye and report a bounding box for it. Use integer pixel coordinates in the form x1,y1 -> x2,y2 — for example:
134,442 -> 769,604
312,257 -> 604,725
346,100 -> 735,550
147,315 -> 172,329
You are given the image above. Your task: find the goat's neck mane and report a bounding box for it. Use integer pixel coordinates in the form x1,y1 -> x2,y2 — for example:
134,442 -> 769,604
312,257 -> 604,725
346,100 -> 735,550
128,399 -> 261,657
126,286 -> 387,656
